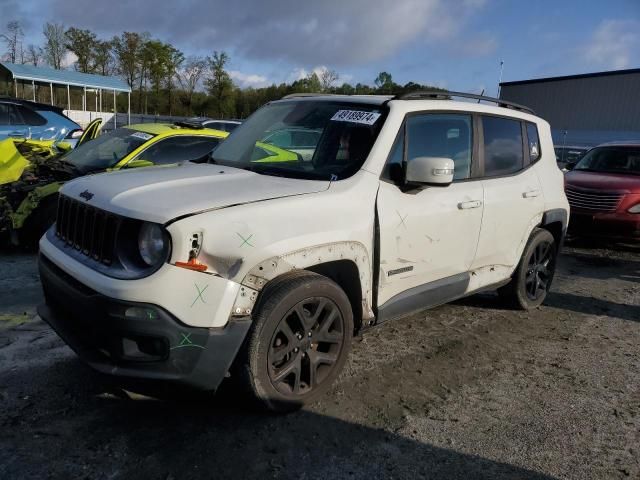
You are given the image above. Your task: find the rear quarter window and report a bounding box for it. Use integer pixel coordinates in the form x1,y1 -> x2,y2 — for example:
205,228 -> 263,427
526,122 -> 541,163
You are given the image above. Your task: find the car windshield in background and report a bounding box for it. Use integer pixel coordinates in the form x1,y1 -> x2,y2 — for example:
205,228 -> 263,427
211,101 -> 386,180
574,146 -> 640,175
64,128 -> 153,173
555,147 -> 589,166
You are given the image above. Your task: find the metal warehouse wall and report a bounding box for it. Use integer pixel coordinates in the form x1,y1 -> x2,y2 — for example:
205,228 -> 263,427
500,70 -> 640,142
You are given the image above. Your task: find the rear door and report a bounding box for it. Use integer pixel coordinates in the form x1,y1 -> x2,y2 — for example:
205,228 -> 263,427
471,115 -> 544,270
377,112 -> 484,308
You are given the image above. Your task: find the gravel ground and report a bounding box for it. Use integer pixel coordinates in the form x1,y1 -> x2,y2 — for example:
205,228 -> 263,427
0,243 -> 638,479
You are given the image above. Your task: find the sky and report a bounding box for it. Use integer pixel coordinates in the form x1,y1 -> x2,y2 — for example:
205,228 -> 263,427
2,0 -> 639,95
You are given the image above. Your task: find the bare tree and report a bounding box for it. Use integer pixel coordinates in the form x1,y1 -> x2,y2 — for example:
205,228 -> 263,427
1,21 -> 24,63
319,68 -> 339,92
25,44 -> 43,66
42,22 -> 66,69
177,56 -> 207,115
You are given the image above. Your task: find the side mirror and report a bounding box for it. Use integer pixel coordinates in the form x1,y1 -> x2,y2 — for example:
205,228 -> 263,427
124,159 -> 154,169
406,156 -> 454,186
564,161 -> 577,171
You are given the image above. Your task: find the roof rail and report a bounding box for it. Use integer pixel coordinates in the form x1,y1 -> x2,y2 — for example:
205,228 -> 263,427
281,93 -> 343,99
396,90 -> 535,114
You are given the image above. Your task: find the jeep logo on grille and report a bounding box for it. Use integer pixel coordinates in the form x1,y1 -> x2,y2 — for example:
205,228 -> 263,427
79,190 -> 94,201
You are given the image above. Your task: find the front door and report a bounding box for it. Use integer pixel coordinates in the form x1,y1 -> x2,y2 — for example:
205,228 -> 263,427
377,112 -> 484,308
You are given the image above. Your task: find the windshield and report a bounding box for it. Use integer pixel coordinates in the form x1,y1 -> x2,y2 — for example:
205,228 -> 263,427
211,101 -> 386,180
574,146 -> 640,175
64,127 -> 154,173
555,147 -> 588,166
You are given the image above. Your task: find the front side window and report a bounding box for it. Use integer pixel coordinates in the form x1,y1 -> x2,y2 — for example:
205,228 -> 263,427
574,146 -> 640,175
406,114 -> 473,180
211,101 -> 385,180
135,136 -> 221,165
482,116 -> 524,176
64,128 -> 154,173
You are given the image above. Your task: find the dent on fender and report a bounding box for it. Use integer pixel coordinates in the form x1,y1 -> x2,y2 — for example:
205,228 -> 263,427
230,241 -> 374,320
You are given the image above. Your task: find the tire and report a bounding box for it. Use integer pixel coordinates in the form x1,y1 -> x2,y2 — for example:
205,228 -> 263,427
498,228 -> 557,310
20,197 -> 58,250
237,270 -> 353,413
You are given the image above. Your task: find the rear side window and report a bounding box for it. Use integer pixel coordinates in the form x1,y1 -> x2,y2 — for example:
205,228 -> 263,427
526,122 -> 540,163
136,136 -> 221,165
406,113 -> 473,180
7,105 -> 24,125
17,105 -> 46,126
482,116 -> 524,176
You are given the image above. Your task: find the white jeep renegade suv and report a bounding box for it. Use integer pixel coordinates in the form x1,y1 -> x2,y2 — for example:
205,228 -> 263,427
38,92 -> 569,412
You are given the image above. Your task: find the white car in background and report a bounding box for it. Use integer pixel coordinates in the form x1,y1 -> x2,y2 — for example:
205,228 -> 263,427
187,117 -> 242,133
38,91 -> 569,413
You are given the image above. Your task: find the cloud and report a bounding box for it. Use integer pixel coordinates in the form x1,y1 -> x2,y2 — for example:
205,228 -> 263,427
452,33 -> 497,57
44,0 -> 488,66
229,70 -> 270,88
583,19 -> 640,69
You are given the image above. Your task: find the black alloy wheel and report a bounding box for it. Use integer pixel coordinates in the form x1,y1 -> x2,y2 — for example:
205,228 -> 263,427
524,240 -> 554,301
267,297 -> 345,396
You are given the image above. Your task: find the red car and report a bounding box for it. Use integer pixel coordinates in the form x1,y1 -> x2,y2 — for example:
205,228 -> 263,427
564,142 -> 640,241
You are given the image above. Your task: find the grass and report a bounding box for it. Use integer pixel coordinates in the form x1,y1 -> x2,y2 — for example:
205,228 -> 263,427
0,313 -> 32,328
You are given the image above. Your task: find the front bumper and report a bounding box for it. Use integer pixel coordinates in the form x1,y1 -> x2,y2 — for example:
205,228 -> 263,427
38,254 -> 251,390
568,211 -> 640,241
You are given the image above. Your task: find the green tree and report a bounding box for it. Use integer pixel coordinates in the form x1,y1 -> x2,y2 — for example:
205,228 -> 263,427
93,40 -> 115,76
112,32 -> 144,89
205,51 -> 234,117
374,71 -> 393,89
65,27 -> 98,73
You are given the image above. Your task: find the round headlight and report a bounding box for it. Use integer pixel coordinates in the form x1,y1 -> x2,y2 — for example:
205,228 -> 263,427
138,223 -> 168,266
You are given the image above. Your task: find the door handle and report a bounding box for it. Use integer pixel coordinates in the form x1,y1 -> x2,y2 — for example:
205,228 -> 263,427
458,200 -> 482,210
522,189 -> 540,198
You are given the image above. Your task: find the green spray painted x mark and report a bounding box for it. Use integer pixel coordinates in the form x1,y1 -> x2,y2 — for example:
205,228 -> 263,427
170,332 -> 205,350
191,283 -> 209,307
237,232 -> 254,247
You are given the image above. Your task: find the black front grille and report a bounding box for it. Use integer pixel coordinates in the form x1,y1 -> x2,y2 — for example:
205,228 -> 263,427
56,195 -> 121,265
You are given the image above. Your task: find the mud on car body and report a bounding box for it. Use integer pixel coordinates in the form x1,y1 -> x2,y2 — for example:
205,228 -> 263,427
0,122 -> 227,247
38,92 -> 569,412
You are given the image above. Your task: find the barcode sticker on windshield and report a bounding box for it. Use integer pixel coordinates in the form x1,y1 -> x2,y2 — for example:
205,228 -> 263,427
131,132 -> 153,141
331,110 -> 381,125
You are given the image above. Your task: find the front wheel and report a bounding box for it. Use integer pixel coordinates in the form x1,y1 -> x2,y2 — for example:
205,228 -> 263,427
498,228 -> 558,310
237,271 -> 353,413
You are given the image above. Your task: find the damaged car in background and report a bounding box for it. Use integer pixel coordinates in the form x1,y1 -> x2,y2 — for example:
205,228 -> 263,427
0,120 -> 227,247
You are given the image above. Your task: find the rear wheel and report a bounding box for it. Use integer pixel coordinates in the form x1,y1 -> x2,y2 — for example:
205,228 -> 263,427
237,271 -> 353,413
498,228 -> 557,310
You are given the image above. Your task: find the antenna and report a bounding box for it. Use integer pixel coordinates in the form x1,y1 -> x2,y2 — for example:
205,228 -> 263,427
497,60 -> 504,98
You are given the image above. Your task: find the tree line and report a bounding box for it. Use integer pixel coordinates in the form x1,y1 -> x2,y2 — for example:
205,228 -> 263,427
1,20 -> 444,119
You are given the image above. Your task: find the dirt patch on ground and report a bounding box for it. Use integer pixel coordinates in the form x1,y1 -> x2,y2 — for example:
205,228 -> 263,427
0,243 -> 638,479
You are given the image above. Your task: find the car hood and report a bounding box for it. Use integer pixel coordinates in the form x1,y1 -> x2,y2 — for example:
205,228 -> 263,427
565,170 -> 640,193
60,162 -> 330,224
